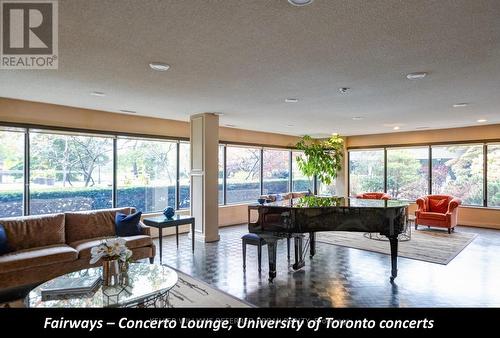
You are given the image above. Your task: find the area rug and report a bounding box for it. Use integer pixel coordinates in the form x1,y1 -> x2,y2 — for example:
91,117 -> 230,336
167,267 -> 253,308
0,267 -> 252,308
316,228 -> 476,265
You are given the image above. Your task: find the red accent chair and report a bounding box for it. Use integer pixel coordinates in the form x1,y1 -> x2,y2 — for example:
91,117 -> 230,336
415,195 -> 462,234
356,192 -> 391,200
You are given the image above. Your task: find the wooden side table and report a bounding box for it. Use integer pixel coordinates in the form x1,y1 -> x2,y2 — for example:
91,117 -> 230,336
142,215 -> 196,264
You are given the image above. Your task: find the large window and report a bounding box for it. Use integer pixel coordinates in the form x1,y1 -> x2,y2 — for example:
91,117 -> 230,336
218,145 -> 225,205
431,145 -> 483,206
226,146 -> 261,204
263,149 -> 289,194
292,151 -> 314,193
116,138 -> 177,213
318,180 -> 336,196
29,132 -> 113,215
179,142 -> 190,209
5,124 -> 500,215
487,144 -> 500,207
387,147 -> 429,200
0,129 -> 24,217
349,149 -> 384,196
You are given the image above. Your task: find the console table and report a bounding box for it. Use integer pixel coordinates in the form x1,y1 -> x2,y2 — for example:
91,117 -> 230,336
143,215 -> 196,264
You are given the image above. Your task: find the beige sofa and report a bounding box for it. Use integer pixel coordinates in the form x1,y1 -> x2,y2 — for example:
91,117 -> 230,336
0,207 -> 155,292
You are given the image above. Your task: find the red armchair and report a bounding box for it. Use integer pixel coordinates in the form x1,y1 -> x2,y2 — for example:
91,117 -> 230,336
415,195 -> 462,234
356,192 -> 391,200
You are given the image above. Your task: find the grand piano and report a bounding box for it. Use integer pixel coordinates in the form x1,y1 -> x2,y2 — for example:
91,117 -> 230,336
248,196 -> 409,282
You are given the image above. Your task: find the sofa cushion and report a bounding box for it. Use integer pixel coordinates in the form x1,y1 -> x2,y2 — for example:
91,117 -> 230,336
0,224 -> 13,255
419,212 -> 447,221
0,214 -> 65,251
65,207 -> 134,244
429,198 -> 449,214
70,235 -> 153,259
115,211 -> 143,237
0,244 -> 78,274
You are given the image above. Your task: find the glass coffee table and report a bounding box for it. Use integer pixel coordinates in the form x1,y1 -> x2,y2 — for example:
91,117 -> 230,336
26,263 -> 178,308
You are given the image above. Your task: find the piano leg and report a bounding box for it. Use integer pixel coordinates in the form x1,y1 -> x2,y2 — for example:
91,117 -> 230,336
267,238 -> 278,282
287,236 -> 291,261
388,235 -> 398,282
293,236 -> 306,270
309,232 -> 316,258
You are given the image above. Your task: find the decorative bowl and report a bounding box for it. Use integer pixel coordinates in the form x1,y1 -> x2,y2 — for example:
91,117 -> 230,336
163,206 -> 175,219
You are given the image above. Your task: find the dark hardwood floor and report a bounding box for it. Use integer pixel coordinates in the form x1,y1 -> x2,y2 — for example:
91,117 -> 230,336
156,224 -> 500,307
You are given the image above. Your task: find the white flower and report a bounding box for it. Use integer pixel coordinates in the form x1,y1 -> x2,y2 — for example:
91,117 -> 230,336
89,238 -> 130,264
119,248 -> 133,262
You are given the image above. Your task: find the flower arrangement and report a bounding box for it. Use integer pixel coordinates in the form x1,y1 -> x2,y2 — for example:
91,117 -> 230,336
89,238 -> 132,265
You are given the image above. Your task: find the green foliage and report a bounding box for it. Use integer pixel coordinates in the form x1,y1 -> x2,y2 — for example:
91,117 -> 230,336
349,150 -> 384,194
296,195 -> 343,207
386,150 -> 427,200
295,135 -> 344,185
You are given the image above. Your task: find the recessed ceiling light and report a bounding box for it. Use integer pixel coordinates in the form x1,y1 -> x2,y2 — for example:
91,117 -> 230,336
339,87 -> 351,94
406,72 -> 427,80
224,124 -> 236,128
149,62 -> 170,71
285,98 -> 299,103
477,119 -> 487,123
288,0 -> 314,6
119,109 -> 137,114
90,91 -> 105,97
352,116 -> 364,120
452,103 -> 469,108
393,126 -> 400,130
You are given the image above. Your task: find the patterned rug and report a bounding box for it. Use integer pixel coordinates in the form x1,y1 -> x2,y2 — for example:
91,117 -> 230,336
167,267 -> 252,308
316,228 -> 476,264
0,267 -> 252,308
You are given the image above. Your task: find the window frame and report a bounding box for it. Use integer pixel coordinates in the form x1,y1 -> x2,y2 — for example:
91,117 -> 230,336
262,147 -> 291,196
430,143 -> 484,206
7,121 -> 500,213
115,136 -> 180,213
224,144 -> 263,205
348,147 -> 385,197
348,140 -> 500,208
28,130 -> 116,215
385,145 -> 430,201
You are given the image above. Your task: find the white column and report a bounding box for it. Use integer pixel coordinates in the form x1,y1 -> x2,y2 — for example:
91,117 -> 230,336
190,113 -> 220,242
335,138 -> 348,197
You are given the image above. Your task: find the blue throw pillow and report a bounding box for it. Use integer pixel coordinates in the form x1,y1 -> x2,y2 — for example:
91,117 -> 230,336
115,211 -> 143,237
0,224 -> 13,256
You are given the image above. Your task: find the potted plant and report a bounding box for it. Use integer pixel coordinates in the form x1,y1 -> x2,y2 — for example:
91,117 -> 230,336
295,134 -> 344,188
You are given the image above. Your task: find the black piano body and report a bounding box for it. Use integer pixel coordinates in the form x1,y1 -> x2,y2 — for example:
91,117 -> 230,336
248,197 -> 408,282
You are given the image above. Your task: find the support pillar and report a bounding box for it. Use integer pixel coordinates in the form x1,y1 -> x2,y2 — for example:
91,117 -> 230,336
190,113 -> 220,242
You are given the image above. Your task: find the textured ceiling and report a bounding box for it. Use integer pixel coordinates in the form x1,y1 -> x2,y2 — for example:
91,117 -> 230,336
0,0 -> 499,136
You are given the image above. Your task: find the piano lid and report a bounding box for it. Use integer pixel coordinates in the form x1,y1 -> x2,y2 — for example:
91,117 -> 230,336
254,196 -> 409,209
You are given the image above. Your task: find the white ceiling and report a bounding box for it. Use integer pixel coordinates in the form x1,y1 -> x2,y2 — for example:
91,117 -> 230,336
1,0 -> 500,136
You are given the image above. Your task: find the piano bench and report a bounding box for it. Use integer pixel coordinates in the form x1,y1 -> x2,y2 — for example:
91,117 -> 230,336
242,233 -> 267,272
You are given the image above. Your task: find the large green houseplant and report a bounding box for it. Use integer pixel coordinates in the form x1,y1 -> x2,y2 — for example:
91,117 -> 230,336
295,134 -> 344,186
